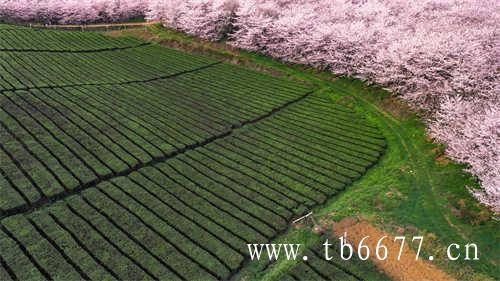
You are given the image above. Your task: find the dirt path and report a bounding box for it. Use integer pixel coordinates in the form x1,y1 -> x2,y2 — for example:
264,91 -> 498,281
332,217 -> 455,281
29,21 -> 160,29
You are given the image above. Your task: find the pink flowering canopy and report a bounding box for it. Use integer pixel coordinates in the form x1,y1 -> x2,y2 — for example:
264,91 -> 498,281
0,0 -> 147,24
0,0 -> 498,210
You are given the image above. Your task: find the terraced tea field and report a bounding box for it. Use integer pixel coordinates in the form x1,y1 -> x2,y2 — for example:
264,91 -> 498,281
0,25 -> 386,280
275,239 -> 390,281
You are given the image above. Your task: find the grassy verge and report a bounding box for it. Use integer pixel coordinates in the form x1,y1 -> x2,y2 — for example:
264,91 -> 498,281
108,24 -> 499,280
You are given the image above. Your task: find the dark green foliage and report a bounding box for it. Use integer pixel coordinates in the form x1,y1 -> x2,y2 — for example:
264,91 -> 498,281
0,24 -> 385,280
277,239 -> 391,281
0,28 -> 144,51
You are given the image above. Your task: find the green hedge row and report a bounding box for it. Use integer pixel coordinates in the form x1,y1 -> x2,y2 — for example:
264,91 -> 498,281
276,239 -> 391,281
0,27 -> 144,51
1,90 -> 386,279
1,25 -> 387,280
0,45 -> 216,91
0,54 -> 309,212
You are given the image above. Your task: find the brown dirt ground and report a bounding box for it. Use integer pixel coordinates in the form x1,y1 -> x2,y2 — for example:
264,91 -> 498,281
331,217 -> 456,281
32,21 -> 160,29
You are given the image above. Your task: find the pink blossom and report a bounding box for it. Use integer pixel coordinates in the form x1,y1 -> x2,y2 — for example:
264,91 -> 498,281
0,0 -> 147,24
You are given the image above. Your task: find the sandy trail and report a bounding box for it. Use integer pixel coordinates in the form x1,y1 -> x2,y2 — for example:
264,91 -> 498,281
29,21 -> 160,29
332,217 -> 455,281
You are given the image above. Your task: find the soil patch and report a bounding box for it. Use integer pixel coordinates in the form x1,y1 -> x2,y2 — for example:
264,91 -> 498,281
331,217 -> 455,281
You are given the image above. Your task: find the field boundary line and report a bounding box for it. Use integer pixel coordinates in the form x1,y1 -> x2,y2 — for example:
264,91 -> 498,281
27,21 -> 161,30
0,89 -> 313,220
0,61 -> 222,94
0,42 -> 151,53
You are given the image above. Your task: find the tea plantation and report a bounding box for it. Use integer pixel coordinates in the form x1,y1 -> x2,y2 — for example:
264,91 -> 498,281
0,25 -> 386,280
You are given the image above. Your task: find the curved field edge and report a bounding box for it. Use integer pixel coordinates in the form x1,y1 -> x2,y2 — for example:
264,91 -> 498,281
120,25 -> 499,280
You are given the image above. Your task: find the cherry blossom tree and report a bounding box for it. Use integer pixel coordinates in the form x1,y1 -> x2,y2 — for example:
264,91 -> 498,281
146,0 -> 238,40
0,0 -> 147,24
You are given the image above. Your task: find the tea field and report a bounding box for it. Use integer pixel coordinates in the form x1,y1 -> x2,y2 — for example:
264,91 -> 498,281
0,25 -> 387,280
